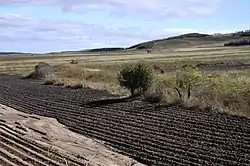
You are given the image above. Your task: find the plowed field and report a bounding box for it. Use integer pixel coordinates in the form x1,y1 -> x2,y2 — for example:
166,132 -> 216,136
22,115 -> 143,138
0,74 -> 249,166
0,117 -> 88,166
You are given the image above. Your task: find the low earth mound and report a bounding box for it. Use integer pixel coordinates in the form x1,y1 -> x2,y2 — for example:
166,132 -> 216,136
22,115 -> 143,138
0,75 -> 249,166
26,62 -> 54,79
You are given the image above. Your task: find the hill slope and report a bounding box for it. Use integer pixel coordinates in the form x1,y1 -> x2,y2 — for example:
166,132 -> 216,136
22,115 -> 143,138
128,32 -> 250,51
74,30 -> 250,53
3,30 -> 249,55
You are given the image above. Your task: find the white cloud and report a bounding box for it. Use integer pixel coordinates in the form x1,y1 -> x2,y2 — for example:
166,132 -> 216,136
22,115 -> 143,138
1,11 -> 237,53
0,0 -> 222,18
0,12 -> 206,52
67,0 -> 222,18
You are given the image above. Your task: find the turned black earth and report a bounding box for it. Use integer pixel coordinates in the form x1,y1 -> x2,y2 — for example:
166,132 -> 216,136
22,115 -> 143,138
0,74 -> 249,166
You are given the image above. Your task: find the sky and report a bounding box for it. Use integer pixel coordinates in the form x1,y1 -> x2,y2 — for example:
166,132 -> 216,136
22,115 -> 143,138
0,0 -> 249,53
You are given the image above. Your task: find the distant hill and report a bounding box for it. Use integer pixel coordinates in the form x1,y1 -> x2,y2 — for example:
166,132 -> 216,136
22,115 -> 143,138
56,47 -> 126,54
127,32 -> 250,51
58,31 -> 250,54
0,52 -> 24,55
2,30 -> 250,55
87,47 -> 125,52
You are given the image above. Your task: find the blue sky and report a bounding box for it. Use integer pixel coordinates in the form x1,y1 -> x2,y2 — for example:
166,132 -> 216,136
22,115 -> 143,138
0,0 -> 249,53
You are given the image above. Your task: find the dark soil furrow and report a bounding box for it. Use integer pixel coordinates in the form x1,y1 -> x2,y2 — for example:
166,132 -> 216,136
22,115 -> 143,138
1,98 -> 248,165
0,75 -> 250,166
0,98 -> 250,165
0,125 -> 85,166
0,134 -> 63,166
2,95 -> 249,154
0,142 -> 46,166
1,94 -> 249,142
0,155 -> 18,166
1,89 -> 249,131
0,149 -> 29,166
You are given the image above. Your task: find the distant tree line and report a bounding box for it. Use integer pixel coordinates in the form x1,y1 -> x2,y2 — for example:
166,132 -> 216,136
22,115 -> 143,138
88,47 -> 125,52
232,30 -> 250,37
167,33 -> 211,40
224,38 -> 250,47
0,52 -> 24,55
128,43 -> 153,50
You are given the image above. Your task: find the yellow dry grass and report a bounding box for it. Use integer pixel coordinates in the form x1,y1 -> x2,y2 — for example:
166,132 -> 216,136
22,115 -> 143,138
1,46 -> 250,116
161,70 -> 250,116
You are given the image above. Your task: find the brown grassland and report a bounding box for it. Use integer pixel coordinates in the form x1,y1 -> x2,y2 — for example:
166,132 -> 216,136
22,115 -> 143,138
1,45 -> 250,116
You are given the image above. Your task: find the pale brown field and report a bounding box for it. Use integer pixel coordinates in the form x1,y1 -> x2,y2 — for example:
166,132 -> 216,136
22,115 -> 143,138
1,45 -> 250,115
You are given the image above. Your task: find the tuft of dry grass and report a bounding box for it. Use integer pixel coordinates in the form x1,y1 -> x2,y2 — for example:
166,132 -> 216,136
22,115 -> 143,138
163,70 -> 250,116
54,82 -> 65,86
194,71 -> 250,116
54,65 -> 117,83
52,64 -> 129,95
143,78 -> 167,103
68,83 -> 83,89
43,79 -> 56,85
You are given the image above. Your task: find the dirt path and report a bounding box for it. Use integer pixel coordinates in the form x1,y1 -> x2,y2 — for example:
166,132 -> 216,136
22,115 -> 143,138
0,104 -> 144,166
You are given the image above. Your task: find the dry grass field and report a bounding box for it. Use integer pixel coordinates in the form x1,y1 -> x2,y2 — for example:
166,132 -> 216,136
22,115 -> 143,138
1,41 -> 250,165
1,45 -> 250,116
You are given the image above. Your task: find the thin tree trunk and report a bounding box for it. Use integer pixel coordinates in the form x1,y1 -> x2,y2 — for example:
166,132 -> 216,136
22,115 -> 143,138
175,87 -> 182,101
187,84 -> 191,99
130,89 -> 135,97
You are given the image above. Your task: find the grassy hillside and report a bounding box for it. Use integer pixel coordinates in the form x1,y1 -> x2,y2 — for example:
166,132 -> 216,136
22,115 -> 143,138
50,33 -> 245,55
128,32 -> 250,51
1,30 -> 250,55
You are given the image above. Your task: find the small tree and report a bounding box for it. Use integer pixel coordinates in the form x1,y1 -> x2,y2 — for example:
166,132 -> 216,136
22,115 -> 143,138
175,66 -> 203,102
164,66 -> 203,102
118,62 -> 154,96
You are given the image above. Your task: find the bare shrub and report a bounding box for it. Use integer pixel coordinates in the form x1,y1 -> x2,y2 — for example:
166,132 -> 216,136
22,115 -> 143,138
54,82 -> 64,86
144,79 -> 167,103
118,62 -> 154,96
69,83 -> 83,89
70,59 -> 78,64
153,64 -> 165,74
43,79 -> 56,85
164,66 -> 203,103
